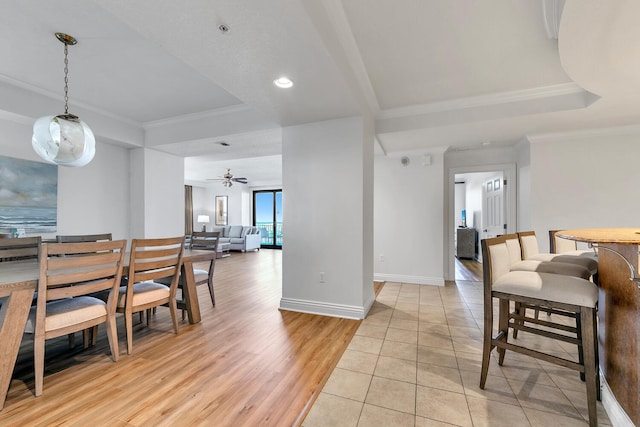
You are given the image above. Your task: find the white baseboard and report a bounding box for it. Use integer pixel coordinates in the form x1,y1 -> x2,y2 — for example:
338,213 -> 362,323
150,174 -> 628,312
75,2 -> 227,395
373,273 -> 444,286
601,371 -> 634,427
279,297 -> 368,319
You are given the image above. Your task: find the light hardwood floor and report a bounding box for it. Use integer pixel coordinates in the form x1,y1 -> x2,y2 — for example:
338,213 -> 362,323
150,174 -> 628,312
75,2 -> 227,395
455,257 -> 482,282
0,249 -> 361,426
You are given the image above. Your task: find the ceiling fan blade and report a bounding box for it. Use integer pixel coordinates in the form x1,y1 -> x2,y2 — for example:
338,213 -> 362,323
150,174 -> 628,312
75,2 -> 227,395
232,177 -> 248,183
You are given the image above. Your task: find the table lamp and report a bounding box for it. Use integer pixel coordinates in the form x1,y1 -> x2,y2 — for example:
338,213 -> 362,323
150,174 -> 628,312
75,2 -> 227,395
197,215 -> 210,232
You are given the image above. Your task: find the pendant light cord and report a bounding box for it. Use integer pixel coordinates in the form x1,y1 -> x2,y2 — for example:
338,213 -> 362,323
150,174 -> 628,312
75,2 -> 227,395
63,42 -> 69,115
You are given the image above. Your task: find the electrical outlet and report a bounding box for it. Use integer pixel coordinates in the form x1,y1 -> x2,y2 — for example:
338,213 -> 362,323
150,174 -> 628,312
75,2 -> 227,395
379,254 -> 384,262
319,272 -> 325,283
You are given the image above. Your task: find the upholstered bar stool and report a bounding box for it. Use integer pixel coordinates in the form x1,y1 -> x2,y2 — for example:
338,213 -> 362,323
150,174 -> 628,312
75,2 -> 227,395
518,231 -> 598,277
480,236 -> 600,426
503,234 -> 591,279
503,233 -> 591,335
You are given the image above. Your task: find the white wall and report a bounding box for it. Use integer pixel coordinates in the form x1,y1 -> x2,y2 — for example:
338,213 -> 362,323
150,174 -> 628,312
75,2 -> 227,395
529,127 -> 640,252
0,117 -> 131,240
374,152 -> 445,285
281,116 -> 374,319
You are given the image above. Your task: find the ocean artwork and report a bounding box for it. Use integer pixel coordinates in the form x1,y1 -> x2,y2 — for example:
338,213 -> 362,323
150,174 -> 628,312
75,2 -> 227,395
0,155 -> 57,233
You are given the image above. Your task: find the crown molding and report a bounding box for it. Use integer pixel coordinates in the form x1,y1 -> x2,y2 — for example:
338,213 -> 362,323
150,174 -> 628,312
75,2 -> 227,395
143,104 -> 252,130
377,82 -> 586,120
527,123 -> 640,144
384,145 -> 449,158
320,0 -> 381,115
0,73 -> 140,127
0,109 -> 35,126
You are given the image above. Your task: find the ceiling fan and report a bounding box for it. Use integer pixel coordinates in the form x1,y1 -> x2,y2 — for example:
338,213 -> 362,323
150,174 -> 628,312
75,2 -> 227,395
207,168 -> 248,187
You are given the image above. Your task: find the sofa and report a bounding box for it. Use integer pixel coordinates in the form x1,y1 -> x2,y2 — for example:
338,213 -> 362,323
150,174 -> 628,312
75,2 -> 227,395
212,225 -> 261,252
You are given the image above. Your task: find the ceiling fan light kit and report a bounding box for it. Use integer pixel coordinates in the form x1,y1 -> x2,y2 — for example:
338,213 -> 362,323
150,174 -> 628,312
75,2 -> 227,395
208,168 -> 248,187
32,32 -> 96,167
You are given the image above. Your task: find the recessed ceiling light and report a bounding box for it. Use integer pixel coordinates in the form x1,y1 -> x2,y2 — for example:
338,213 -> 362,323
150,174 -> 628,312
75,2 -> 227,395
273,77 -> 293,88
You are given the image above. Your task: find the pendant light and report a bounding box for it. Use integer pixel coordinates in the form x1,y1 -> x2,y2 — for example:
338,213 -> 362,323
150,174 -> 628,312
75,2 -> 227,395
32,33 -> 95,167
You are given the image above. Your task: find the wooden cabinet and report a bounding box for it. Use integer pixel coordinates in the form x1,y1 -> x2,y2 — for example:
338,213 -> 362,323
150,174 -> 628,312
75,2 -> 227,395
456,228 -> 476,259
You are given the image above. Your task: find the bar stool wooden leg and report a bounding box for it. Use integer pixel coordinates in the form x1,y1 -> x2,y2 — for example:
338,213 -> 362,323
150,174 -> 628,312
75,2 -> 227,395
581,306 -> 598,427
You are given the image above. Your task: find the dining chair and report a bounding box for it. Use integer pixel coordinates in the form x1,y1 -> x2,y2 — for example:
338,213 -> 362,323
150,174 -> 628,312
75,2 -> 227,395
480,235 -> 600,426
187,231 -> 220,306
56,233 -> 114,346
0,236 -> 41,262
26,239 -> 126,397
157,232 -> 219,317
117,236 -> 185,355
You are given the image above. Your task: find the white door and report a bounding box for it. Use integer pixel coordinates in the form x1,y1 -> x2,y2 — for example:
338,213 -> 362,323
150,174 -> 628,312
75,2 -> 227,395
481,174 -> 505,241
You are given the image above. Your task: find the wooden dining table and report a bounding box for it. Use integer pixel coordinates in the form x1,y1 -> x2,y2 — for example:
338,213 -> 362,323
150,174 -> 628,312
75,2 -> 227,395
0,248 -> 215,409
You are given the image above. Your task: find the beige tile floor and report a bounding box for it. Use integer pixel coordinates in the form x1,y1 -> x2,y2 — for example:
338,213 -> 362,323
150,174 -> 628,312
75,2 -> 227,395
303,281 -> 612,427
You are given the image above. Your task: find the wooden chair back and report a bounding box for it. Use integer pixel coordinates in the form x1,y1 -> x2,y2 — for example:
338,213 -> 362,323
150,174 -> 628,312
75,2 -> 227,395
0,236 -> 41,261
188,231 -> 220,307
38,240 -> 127,306
125,236 -> 185,301
56,233 -> 113,243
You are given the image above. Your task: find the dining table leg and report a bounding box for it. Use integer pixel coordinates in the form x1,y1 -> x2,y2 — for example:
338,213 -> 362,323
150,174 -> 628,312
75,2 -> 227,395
0,287 -> 35,409
180,261 -> 201,324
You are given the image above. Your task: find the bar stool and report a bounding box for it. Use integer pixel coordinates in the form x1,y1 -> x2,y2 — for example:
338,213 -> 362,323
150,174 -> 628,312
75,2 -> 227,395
480,235 -> 600,427
518,231 -> 598,277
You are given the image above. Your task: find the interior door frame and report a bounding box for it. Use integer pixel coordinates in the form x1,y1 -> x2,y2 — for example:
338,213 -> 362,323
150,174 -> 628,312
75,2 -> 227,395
445,163 -> 517,281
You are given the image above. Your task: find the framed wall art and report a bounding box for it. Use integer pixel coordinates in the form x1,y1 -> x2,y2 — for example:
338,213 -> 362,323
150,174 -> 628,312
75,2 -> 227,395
215,195 -> 228,226
0,155 -> 57,233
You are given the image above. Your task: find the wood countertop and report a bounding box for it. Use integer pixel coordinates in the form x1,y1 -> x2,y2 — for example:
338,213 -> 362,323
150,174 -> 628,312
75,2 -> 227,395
557,228 -> 640,244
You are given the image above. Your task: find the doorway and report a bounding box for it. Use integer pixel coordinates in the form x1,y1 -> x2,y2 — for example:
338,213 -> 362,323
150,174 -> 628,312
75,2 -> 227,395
253,190 -> 282,249
446,164 -> 516,281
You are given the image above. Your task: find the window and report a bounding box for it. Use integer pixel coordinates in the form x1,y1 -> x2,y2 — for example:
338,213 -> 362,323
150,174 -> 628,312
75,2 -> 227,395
253,190 -> 282,248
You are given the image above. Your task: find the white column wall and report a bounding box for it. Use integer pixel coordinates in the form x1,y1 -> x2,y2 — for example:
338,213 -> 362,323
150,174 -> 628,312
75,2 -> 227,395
517,140 -> 531,232
374,153 -> 444,285
129,148 -> 184,238
0,117 -> 130,240
280,116 -> 374,319
529,128 -> 640,252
